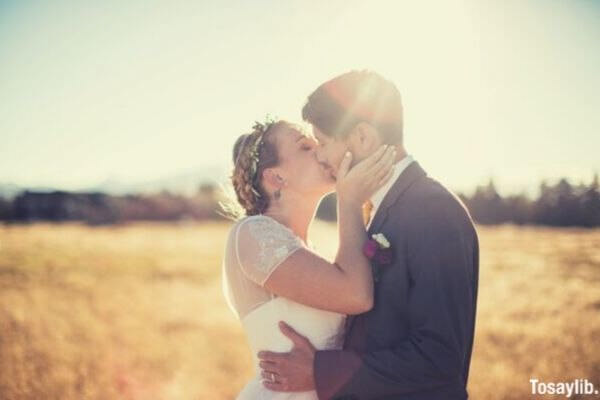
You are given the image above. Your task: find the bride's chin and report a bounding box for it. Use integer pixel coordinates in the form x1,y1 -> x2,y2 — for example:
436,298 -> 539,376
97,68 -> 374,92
322,180 -> 336,192
312,180 -> 335,196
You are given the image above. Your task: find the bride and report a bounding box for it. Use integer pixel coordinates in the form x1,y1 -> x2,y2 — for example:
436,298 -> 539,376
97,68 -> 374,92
222,118 -> 396,399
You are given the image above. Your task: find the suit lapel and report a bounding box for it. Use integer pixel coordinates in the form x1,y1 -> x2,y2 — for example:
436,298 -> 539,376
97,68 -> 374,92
344,161 -> 427,339
367,161 -> 426,236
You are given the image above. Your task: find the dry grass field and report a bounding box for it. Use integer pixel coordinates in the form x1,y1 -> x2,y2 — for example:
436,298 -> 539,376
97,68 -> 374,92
0,221 -> 599,399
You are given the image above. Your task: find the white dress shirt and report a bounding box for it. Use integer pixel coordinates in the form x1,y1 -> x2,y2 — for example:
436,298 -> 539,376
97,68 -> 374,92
366,154 -> 414,230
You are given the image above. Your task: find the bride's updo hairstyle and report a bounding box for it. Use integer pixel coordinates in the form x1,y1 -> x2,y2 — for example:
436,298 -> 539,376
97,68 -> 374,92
229,119 -> 285,217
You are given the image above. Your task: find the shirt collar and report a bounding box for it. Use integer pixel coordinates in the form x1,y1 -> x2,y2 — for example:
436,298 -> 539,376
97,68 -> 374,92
370,154 -> 414,211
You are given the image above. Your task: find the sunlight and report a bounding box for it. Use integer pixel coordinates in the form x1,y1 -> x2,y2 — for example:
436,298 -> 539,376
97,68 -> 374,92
0,0 -> 598,194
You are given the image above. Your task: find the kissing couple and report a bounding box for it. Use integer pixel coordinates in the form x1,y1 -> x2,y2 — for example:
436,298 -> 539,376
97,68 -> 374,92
221,70 -> 479,400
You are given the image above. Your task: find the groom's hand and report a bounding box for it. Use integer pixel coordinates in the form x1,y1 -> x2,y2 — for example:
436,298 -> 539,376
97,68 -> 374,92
257,321 -> 316,392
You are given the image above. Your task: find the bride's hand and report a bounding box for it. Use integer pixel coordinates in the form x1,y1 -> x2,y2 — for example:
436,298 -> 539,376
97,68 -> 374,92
335,145 -> 396,207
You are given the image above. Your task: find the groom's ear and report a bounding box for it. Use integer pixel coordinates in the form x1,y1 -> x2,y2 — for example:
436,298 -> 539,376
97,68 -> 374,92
347,122 -> 381,158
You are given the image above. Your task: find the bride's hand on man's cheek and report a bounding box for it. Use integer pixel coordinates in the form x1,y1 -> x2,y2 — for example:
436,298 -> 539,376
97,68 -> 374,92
336,145 -> 396,203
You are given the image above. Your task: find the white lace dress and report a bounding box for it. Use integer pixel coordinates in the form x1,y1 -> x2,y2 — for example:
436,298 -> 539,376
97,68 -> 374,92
222,215 -> 346,400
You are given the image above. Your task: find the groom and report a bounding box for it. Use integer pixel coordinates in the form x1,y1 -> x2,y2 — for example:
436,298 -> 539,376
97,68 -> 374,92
258,70 -> 479,399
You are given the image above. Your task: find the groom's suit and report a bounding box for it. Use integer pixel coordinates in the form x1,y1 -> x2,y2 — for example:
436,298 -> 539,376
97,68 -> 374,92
314,160 -> 479,400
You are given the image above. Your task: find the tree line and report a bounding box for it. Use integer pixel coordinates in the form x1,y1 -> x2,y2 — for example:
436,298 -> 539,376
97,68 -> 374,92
460,175 -> 600,227
0,175 -> 598,227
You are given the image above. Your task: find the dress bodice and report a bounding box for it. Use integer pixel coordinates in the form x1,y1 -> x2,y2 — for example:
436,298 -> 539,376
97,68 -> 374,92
237,295 -> 346,399
241,295 -> 346,371
221,215 -> 346,399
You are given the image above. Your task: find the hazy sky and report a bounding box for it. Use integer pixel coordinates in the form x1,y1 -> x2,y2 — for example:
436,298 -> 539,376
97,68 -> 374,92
1,0 -> 599,194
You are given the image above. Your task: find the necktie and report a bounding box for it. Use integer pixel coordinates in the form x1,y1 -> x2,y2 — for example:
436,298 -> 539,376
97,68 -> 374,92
362,200 -> 374,227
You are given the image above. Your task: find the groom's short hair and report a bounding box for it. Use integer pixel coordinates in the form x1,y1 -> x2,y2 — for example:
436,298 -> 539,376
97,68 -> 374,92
302,70 -> 403,144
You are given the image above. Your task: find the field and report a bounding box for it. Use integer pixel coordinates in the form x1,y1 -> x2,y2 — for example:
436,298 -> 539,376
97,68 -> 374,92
1,221 -> 599,399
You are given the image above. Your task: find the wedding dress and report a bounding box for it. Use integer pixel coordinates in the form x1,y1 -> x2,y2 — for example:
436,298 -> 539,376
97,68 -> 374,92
222,214 -> 346,400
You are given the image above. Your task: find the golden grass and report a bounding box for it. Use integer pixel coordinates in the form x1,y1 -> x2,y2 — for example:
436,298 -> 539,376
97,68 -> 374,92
0,221 -> 599,399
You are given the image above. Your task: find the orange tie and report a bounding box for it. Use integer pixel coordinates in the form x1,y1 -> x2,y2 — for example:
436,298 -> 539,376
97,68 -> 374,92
362,200 -> 374,227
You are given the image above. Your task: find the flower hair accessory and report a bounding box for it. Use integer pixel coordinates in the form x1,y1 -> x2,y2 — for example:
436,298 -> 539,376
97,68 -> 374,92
245,115 -> 277,198
363,232 -> 394,281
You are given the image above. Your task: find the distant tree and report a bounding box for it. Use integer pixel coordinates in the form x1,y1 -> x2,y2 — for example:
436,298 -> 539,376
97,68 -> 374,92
504,193 -> 533,225
0,196 -> 13,221
555,179 -> 580,226
534,179 -> 580,226
464,179 -> 508,224
580,173 -> 600,227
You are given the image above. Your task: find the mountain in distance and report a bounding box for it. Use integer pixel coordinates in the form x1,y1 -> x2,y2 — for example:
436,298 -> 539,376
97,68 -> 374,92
0,183 -> 28,199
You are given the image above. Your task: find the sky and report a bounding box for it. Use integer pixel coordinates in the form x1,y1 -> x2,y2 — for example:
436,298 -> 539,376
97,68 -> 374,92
1,0 -> 599,195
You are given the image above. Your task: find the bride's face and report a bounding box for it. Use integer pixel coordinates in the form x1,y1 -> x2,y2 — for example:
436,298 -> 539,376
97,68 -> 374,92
271,122 -> 335,197
312,126 -> 350,180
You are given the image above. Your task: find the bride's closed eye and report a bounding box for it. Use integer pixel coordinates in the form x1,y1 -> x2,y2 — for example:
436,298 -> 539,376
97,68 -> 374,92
299,138 -> 316,151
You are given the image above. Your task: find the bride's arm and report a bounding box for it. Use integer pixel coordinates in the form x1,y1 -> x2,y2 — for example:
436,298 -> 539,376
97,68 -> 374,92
263,145 -> 396,314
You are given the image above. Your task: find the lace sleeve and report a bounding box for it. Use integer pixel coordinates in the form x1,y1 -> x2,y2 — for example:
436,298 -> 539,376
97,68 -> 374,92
235,216 -> 304,286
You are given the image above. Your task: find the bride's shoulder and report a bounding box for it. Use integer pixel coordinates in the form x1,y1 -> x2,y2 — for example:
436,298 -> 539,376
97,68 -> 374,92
232,214 -> 271,229
231,215 -> 302,244
229,214 -> 273,237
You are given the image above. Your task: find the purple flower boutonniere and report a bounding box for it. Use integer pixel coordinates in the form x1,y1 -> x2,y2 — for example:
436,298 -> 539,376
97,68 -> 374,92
363,233 -> 394,281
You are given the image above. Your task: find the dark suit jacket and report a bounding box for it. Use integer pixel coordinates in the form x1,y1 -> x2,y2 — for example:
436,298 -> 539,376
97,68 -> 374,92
314,161 -> 479,400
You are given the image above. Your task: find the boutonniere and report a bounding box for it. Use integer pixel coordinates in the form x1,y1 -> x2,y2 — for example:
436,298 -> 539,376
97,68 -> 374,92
362,233 -> 394,282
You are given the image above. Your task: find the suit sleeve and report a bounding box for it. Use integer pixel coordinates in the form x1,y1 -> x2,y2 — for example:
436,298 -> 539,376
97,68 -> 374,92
313,204 -> 476,399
